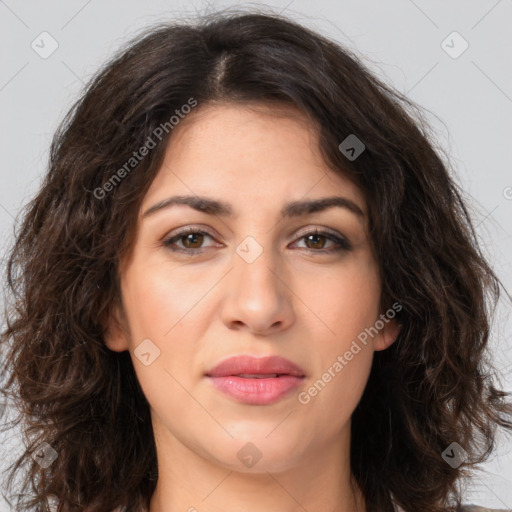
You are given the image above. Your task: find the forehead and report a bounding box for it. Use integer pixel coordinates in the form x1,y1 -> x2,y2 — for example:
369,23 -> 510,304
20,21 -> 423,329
142,102 -> 366,214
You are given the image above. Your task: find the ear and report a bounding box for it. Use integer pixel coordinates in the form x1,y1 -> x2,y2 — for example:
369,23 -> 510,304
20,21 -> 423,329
373,318 -> 401,352
102,300 -> 130,353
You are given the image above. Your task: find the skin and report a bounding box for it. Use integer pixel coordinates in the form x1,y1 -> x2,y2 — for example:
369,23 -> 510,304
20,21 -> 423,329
105,102 -> 400,512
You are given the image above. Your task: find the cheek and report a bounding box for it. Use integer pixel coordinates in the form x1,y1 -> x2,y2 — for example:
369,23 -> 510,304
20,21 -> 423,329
298,330 -> 374,433
296,256 -> 379,408
298,255 -> 381,345
122,260 -> 208,337
120,266 -> 201,390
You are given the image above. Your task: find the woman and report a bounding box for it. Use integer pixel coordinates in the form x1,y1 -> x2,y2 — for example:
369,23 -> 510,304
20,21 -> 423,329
1,9 -> 511,512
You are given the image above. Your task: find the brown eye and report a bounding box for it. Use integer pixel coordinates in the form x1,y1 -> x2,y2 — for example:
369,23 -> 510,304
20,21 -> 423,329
163,227 -> 351,256
181,232 -> 205,249
304,233 -> 328,250
293,229 -> 352,253
163,229 -> 217,254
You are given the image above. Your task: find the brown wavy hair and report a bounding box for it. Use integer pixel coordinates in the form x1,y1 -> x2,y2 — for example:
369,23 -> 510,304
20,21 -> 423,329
1,8 -> 511,512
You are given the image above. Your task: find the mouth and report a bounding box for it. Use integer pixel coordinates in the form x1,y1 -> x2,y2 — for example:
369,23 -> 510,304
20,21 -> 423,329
205,355 -> 306,405
235,373 -> 287,378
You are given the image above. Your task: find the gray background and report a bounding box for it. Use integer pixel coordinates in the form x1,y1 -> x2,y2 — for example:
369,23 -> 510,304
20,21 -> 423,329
1,0 -> 511,510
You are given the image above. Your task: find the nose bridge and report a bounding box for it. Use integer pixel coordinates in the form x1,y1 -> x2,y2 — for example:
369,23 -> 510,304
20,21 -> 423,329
234,233 -> 281,302
222,233 -> 293,333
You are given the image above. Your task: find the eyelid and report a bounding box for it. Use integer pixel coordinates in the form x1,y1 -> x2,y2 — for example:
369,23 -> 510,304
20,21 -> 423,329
164,224 -> 219,242
293,225 -> 345,240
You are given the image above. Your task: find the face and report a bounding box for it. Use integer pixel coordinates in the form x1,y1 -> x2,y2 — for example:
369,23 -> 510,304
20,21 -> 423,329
105,102 -> 399,475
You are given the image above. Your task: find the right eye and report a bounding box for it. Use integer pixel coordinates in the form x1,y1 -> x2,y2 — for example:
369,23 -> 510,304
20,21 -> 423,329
162,228 -> 218,255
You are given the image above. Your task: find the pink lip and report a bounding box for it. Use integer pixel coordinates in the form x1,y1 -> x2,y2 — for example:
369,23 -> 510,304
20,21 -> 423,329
205,355 -> 306,405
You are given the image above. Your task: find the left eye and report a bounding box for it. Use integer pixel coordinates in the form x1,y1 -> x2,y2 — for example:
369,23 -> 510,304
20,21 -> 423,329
292,231 -> 350,251
162,229 -> 351,254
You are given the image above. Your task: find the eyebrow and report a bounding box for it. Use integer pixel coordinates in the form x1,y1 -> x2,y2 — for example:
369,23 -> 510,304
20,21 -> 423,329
142,195 -> 365,219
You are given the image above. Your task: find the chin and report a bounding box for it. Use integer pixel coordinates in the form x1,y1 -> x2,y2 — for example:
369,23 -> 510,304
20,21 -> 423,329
203,435 -> 306,474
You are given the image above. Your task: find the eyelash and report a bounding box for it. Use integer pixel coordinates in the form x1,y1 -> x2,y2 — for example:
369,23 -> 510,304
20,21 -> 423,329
162,227 -> 352,256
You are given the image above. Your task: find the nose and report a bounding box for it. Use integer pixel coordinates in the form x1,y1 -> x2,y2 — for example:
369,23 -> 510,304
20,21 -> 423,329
219,242 -> 295,335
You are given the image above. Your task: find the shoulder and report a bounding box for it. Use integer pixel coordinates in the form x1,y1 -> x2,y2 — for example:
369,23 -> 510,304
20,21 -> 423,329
461,506 -> 512,512
395,505 -> 511,512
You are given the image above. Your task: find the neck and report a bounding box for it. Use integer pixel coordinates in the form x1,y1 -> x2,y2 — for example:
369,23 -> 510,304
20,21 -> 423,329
148,417 -> 366,512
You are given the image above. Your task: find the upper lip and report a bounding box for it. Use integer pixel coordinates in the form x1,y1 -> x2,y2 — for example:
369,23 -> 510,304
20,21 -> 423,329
206,355 -> 306,378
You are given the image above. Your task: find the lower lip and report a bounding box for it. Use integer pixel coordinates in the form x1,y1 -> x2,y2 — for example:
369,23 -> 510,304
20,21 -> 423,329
207,375 -> 304,405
